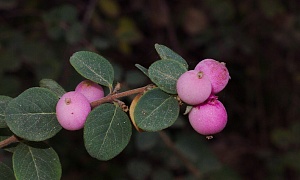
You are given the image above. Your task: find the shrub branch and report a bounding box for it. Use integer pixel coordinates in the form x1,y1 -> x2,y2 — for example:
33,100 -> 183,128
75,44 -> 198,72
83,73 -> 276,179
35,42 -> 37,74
90,84 -> 154,108
0,135 -> 20,149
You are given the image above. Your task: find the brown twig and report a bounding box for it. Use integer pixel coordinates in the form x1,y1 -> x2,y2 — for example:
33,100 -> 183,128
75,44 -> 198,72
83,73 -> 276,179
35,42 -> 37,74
90,84 -> 154,108
158,131 -> 202,179
0,135 -> 20,149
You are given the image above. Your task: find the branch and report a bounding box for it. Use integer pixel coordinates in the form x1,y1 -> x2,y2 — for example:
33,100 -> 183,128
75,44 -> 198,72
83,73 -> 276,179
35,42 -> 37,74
90,84 -> 154,108
0,135 -> 20,149
158,131 -> 202,179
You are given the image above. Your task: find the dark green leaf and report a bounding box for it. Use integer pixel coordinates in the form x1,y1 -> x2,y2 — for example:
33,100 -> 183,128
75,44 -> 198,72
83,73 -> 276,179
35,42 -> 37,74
135,64 -> 149,77
0,96 -> 13,128
154,44 -> 188,69
13,142 -> 61,180
0,162 -> 15,180
134,88 -> 179,131
148,60 -> 186,94
5,87 -> 61,141
39,79 -> 66,98
84,103 -> 132,161
70,51 -> 114,89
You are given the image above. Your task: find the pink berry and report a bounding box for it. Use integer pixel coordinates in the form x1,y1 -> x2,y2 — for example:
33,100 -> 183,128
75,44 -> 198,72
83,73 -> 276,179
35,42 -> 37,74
176,70 -> 212,105
56,91 -> 91,130
194,59 -> 230,94
75,80 -> 104,103
188,99 -> 227,135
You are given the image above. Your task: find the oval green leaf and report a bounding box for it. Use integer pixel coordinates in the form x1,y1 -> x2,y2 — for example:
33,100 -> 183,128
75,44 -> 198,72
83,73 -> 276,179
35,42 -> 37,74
154,44 -> 188,69
0,162 -> 15,180
39,79 -> 66,98
13,142 -> 61,180
134,88 -> 179,131
0,95 -> 13,128
70,51 -> 114,89
84,103 -> 132,161
5,87 -> 61,141
135,64 -> 149,77
148,60 -> 187,94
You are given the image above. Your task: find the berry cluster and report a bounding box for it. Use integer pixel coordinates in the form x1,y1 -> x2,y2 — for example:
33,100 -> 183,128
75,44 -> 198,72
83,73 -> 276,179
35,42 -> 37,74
56,80 -> 104,130
176,59 -> 230,136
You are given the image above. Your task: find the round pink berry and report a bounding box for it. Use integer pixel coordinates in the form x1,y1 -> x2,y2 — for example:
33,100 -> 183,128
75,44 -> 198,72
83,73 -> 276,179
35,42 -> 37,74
188,99 -> 227,135
75,80 -> 104,103
194,59 -> 230,94
176,70 -> 212,105
56,91 -> 91,130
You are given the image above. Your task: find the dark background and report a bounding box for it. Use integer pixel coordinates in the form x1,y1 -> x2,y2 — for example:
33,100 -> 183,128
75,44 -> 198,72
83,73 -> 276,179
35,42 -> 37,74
1,0 -> 300,179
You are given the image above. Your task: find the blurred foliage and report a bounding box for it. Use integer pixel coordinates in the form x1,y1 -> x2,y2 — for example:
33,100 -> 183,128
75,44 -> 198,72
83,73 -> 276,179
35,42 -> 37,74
1,0 -> 300,179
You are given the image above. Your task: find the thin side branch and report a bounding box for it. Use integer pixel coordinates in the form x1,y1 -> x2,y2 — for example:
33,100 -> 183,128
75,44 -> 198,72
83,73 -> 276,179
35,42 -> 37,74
158,131 -> 202,179
0,135 -> 20,149
90,84 -> 154,108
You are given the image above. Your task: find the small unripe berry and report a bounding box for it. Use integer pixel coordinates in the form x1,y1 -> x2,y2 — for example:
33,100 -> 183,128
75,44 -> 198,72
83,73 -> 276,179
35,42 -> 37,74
176,70 -> 212,105
75,80 -> 104,103
194,59 -> 230,94
56,91 -> 91,130
188,99 -> 227,135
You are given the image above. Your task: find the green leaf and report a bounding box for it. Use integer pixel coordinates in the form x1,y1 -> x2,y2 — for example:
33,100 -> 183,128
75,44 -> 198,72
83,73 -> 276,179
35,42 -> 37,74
154,44 -> 188,69
0,96 -> 13,128
0,162 -> 15,180
5,87 -> 61,141
13,142 -> 61,180
70,51 -> 114,89
148,60 -> 187,94
135,64 -> 149,77
39,79 -> 66,98
84,103 -> 132,161
134,88 -> 179,131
